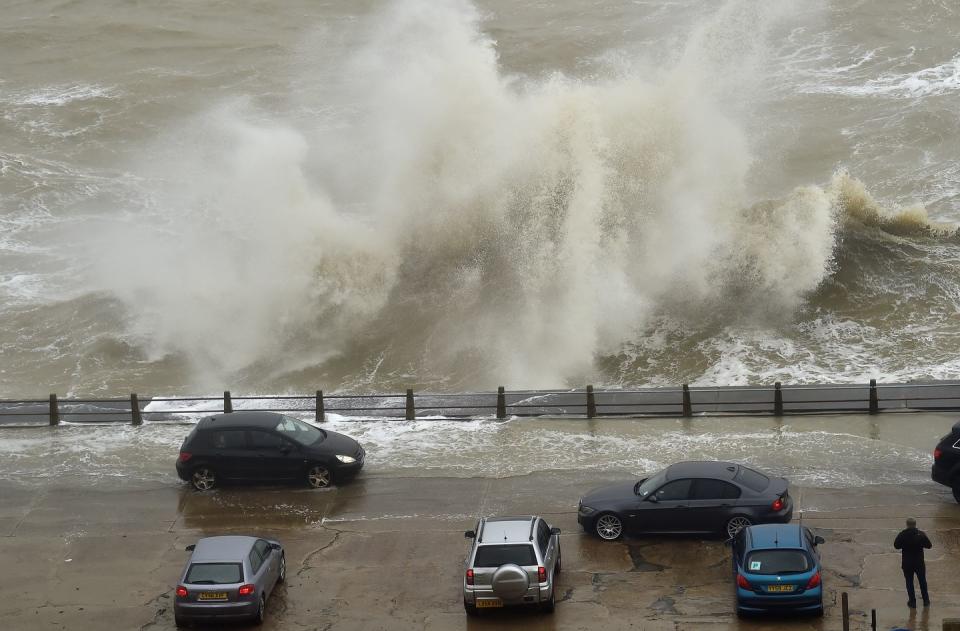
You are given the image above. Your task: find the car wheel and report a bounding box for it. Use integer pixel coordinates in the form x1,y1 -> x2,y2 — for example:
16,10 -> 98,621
190,467 -> 216,491
464,600 -> 478,616
277,553 -> 285,584
725,515 -> 752,539
306,465 -> 333,489
556,549 -> 562,574
541,590 -> 555,613
594,513 -> 623,540
952,484 -> 960,504
253,594 -> 265,625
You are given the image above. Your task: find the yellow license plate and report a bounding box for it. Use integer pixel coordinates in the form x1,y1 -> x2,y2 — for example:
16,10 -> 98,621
766,585 -> 795,593
476,599 -> 503,608
198,592 -> 228,600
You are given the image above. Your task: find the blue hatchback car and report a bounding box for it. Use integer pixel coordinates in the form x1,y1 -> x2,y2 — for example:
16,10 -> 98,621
731,523 -> 825,617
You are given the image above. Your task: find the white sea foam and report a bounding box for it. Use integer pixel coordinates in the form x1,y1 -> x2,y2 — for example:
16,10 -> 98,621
806,55 -> 960,98
5,84 -> 119,107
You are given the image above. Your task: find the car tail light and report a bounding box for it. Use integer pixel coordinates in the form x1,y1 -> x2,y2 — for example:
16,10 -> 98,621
538,566 -> 547,583
934,448 -> 942,460
178,452 -> 192,463
736,574 -> 753,590
465,569 -> 474,586
175,585 -> 188,597
805,571 -> 821,589
771,497 -> 784,511
238,584 -> 255,596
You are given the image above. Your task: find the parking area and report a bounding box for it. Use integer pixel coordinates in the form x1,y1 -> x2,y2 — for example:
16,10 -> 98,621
0,466 -> 958,630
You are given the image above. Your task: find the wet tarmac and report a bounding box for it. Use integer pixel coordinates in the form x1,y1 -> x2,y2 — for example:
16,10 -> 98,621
1,413 -> 959,630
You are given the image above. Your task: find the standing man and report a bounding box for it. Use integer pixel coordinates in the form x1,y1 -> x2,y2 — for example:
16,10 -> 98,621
893,517 -> 932,608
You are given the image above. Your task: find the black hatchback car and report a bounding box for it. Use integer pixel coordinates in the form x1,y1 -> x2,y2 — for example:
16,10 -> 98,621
932,419 -> 960,503
176,412 -> 364,491
578,461 -> 793,540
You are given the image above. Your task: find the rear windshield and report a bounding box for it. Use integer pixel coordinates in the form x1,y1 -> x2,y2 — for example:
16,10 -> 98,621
744,550 -> 811,575
736,467 -> 770,493
474,544 -> 537,567
185,563 -> 243,584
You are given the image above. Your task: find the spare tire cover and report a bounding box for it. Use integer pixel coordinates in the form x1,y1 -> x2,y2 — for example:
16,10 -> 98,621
491,564 -> 530,599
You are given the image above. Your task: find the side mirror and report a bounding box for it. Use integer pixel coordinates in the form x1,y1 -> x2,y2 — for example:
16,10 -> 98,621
464,530 -> 476,539
814,536 -> 825,545
550,527 -> 561,536
647,495 -> 659,503
185,544 -> 195,552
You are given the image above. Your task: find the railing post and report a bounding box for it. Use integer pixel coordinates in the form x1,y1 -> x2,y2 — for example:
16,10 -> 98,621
496,386 -> 506,419
869,379 -> 879,414
682,384 -> 692,417
870,608 -> 876,631
49,394 -> 59,426
130,393 -> 142,426
774,382 -> 783,416
586,385 -> 597,418
316,390 -> 325,423
405,389 -> 415,420
224,390 -> 233,413
841,591 -> 849,631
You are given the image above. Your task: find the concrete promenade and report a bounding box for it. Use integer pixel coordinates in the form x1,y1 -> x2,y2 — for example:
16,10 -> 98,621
1,414 -> 958,630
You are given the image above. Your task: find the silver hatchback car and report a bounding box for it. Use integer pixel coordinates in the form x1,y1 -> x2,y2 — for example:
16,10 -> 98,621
174,536 -> 285,627
462,515 -> 561,615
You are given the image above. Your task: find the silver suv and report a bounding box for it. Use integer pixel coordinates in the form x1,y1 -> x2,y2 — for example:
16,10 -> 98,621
462,515 -> 561,615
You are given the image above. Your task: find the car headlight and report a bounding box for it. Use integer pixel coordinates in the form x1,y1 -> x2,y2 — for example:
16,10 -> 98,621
579,504 -> 596,516
335,455 -> 356,464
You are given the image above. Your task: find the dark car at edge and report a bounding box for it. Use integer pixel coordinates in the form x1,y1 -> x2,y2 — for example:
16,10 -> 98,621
578,461 -> 793,540
932,419 -> 960,503
176,411 -> 364,490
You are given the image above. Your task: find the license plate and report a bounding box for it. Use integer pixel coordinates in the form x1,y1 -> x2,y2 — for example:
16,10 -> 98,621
198,592 -> 228,600
476,599 -> 503,608
766,585 -> 795,593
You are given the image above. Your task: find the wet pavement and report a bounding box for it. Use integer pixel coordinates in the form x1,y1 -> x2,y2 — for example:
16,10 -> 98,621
1,413 -> 959,630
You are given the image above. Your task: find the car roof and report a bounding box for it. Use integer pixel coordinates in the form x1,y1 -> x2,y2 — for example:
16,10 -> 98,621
190,536 -> 258,562
665,460 -> 739,480
198,411 -> 284,430
745,524 -> 804,550
478,516 -> 537,545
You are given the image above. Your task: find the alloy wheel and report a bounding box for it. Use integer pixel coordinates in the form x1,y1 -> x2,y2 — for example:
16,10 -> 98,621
307,466 -> 332,489
595,514 -> 623,540
278,554 -> 285,583
726,516 -> 752,538
191,468 -> 216,491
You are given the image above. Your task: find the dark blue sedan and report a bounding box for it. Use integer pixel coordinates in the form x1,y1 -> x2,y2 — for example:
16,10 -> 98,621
731,524 -> 825,617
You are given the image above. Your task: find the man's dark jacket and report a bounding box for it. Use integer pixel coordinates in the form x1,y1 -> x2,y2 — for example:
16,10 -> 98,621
894,527 -> 932,569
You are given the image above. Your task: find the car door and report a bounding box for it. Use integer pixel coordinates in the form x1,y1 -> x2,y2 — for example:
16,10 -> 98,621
537,520 -> 556,579
253,539 -> 277,594
688,478 -> 742,533
209,429 -> 255,480
629,479 -> 693,532
248,430 -> 300,481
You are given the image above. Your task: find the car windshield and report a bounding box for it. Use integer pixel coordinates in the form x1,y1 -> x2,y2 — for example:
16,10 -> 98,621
637,471 -> 667,497
185,563 -> 243,584
274,416 -> 324,446
736,466 -> 770,492
473,544 -> 537,567
744,550 -> 811,575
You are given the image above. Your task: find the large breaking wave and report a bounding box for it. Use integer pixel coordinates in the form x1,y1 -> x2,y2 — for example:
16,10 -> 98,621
76,0 -> 954,391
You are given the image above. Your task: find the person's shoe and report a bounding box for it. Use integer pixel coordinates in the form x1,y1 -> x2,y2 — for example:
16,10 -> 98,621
907,601 -> 916,609
923,599 -> 930,607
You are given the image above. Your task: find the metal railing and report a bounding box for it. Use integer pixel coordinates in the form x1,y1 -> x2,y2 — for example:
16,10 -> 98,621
1,379 -> 960,427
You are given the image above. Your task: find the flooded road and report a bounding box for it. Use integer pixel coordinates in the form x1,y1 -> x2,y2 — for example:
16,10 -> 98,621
1,413 -> 958,630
